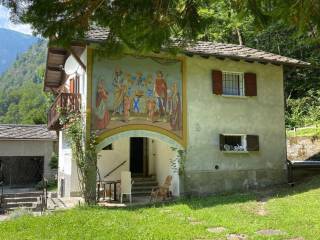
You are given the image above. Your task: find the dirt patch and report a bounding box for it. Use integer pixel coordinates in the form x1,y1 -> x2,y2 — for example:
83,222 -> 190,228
256,229 -> 287,236
190,221 -> 203,225
255,196 -> 269,216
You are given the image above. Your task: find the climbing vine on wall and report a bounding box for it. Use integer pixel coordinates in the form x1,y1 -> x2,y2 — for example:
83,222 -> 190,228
60,111 -> 97,204
170,147 -> 187,176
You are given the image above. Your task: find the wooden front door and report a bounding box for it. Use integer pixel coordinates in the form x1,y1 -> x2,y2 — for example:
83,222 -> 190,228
130,137 -> 148,176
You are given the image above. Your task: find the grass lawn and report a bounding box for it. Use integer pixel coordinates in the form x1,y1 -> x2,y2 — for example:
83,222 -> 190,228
1,177 -> 320,240
287,126 -> 320,137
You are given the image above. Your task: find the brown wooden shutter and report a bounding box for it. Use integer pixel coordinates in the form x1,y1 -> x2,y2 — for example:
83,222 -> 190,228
219,134 -> 225,150
69,78 -> 75,93
246,135 -> 259,151
212,70 -> 223,95
244,72 -> 257,96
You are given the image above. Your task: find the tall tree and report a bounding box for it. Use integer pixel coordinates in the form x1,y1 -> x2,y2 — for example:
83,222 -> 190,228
235,0 -> 320,42
1,0 -> 214,53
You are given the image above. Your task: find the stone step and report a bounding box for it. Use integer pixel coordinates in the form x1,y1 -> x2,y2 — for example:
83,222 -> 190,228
132,176 -> 156,182
132,181 -> 158,186
5,205 -> 42,213
132,185 -> 156,191
2,192 -> 42,198
132,191 -> 152,196
3,196 -> 39,203
5,202 -> 36,208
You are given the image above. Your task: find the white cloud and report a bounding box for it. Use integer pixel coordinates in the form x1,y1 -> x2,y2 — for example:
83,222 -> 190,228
0,5 -> 33,35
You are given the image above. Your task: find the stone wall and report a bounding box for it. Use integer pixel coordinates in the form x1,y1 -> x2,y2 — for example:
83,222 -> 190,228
0,139 -> 57,180
287,136 -> 320,161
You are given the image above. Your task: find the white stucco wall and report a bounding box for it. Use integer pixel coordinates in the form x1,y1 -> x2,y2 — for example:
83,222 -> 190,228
58,131 -> 70,197
58,49 -> 88,197
184,56 -> 287,194
97,138 -> 130,181
0,139 -> 57,180
150,139 -> 179,196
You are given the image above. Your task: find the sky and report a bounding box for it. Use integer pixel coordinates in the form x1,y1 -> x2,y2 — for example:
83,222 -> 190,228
0,5 -> 32,35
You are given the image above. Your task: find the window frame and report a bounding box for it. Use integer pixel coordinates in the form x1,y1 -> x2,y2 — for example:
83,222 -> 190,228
220,134 -> 248,153
222,71 -> 245,97
102,144 -> 113,151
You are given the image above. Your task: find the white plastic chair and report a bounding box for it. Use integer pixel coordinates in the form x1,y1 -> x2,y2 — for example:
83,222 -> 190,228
120,171 -> 133,203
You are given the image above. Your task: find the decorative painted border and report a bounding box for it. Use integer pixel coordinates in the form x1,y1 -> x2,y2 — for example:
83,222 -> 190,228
86,47 -> 188,148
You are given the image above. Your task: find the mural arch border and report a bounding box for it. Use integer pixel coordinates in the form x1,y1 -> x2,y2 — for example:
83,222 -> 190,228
96,127 -> 184,151
96,128 -> 184,196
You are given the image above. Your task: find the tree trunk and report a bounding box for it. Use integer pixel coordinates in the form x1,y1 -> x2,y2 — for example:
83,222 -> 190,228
236,27 -> 243,45
84,163 -> 97,204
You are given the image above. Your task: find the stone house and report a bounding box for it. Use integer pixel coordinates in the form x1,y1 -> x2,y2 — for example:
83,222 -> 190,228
44,27 -> 309,197
0,124 -> 57,187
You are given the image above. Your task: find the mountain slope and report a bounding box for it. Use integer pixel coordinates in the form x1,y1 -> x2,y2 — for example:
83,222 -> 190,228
0,39 -> 52,124
0,39 -> 47,92
0,28 -> 38,74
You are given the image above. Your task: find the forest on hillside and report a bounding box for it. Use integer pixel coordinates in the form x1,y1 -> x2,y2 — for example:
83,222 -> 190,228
0,1 -> 319,128
0,39 -> 52,124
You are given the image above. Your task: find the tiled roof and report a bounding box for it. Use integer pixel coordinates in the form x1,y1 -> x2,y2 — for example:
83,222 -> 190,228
0,124 -> 57,140
86,26 -> 310,67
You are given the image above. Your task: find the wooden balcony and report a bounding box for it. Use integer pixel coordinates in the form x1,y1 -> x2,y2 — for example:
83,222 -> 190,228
47,93 -> 81,130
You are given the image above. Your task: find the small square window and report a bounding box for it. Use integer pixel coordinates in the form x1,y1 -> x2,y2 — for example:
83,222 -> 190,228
222,72 -> 245,96
102,144 -> 113,151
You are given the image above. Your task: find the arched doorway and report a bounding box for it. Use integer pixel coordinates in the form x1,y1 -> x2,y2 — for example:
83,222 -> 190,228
96,130 -> 184,196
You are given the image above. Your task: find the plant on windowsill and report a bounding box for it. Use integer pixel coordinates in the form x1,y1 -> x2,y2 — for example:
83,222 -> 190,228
223,144 -> 246,152
170,148 -> 186,176
59,110 -> 98,204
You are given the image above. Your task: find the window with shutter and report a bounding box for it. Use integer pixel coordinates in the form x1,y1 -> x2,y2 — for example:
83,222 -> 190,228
75,75 -> 80,94
222,72 -> 245,96
212,70 -> 222,95
246,135 -> 259,151
219,134 -> 259,152
69,78 -> 75,94
244,73 -> 257,96
219,134 -> 225,150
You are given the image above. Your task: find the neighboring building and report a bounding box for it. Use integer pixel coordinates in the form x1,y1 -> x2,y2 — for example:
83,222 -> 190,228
44,27 -> 309,197
0,124 -> 57,186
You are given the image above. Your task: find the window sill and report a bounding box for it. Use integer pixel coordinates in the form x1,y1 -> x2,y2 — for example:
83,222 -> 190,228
222,95 -> 248,99
222,151 -> 249,154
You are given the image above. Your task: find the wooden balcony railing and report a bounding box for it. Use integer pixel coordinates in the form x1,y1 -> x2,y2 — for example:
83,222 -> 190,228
47,93 -> 81,130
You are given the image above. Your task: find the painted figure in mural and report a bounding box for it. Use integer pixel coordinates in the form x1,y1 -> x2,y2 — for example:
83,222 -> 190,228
147,99 -> 158,122
154,71 -> 167,117
133,97 -> 140,113
112,65 -> 124,86
170,82 -> 182,131
166,87 -> 173,115
112,66 -> 127,115
135,72 -> 145,87
123,96 -> 131,122
95,80 -> 110,129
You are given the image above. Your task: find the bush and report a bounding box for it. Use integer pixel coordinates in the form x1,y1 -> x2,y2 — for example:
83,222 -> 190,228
49,152 -> 58,170
35,179 -> 57,191
286,90 -> 320,128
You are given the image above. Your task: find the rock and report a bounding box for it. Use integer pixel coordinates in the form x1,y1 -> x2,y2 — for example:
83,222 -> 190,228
207,227 -> 227,233
226,234 -> 248,240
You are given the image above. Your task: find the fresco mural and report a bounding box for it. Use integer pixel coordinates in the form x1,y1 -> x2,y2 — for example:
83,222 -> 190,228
92,55 -> 183,139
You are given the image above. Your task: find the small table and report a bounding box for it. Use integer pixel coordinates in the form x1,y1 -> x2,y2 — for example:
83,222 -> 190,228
100,180 -> 120,202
